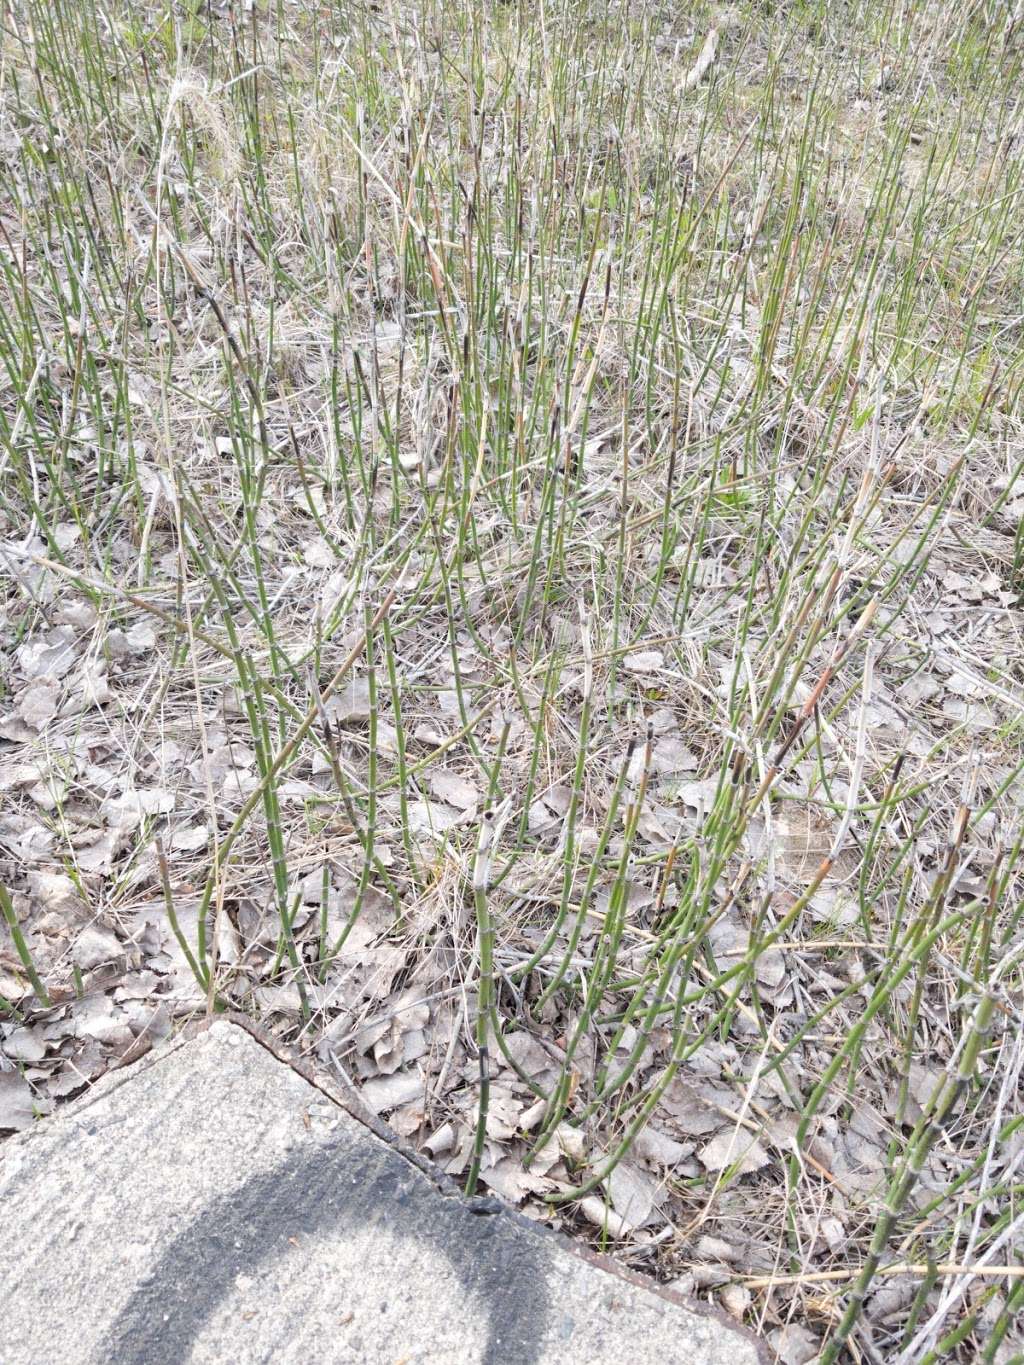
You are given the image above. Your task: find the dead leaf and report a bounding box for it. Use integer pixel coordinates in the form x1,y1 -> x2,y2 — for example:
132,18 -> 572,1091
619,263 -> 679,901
101,787 -> 176,830
531,1121 -> 587,1175
497,1029 -> 553,1079
360,1070 -> 422,1114
484,1086 -> 521,1141
169,823 -> 210,851
634,1125 -> 693,1167
62,664 -> 112,714
388,1100 -> 426,1137
0,1070 -> 44,1130
652,737 -> 699,776
696,1234 -> 738,1262
775,803 -> 834,880
407,799 -> 461,836
74,830 -> 129,875
719,1282 -> 751,1320
18,680 -> 60,728
126,621 -> 158,653
659,1079 -> 725,1136
427,769 -> 480,810
56,599 -> 97,629
0,761 -> 44,791
699,1129 -> 770,1176
1,1026 -> 48,1064
303,537 -> 334,568
604,1159 -> 661,1230
326,678 -> 372,725
28,872 -> 83,915
579,1196 -> 631,1239
907,1061 -> 945,1109
71,996 -> 134,1047
623,649 -> 664,674
480,1156 -> 551,1203
17,626 -> 78,679
72,924 -> 124,971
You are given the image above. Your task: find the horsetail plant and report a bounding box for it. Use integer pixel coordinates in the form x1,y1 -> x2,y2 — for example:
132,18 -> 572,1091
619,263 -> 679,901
465,794 -> 515,1196
821,981 -> 999,1364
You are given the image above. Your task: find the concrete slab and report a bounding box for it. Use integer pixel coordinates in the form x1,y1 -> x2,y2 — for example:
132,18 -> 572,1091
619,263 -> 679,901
0,1020 -> 764,1364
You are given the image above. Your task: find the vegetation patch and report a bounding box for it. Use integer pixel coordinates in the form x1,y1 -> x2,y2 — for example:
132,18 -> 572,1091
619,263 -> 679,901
1,0 -> 1023,1359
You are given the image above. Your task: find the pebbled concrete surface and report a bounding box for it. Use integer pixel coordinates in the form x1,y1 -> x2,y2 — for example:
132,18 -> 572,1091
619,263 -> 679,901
0,1020 -> 764,1364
